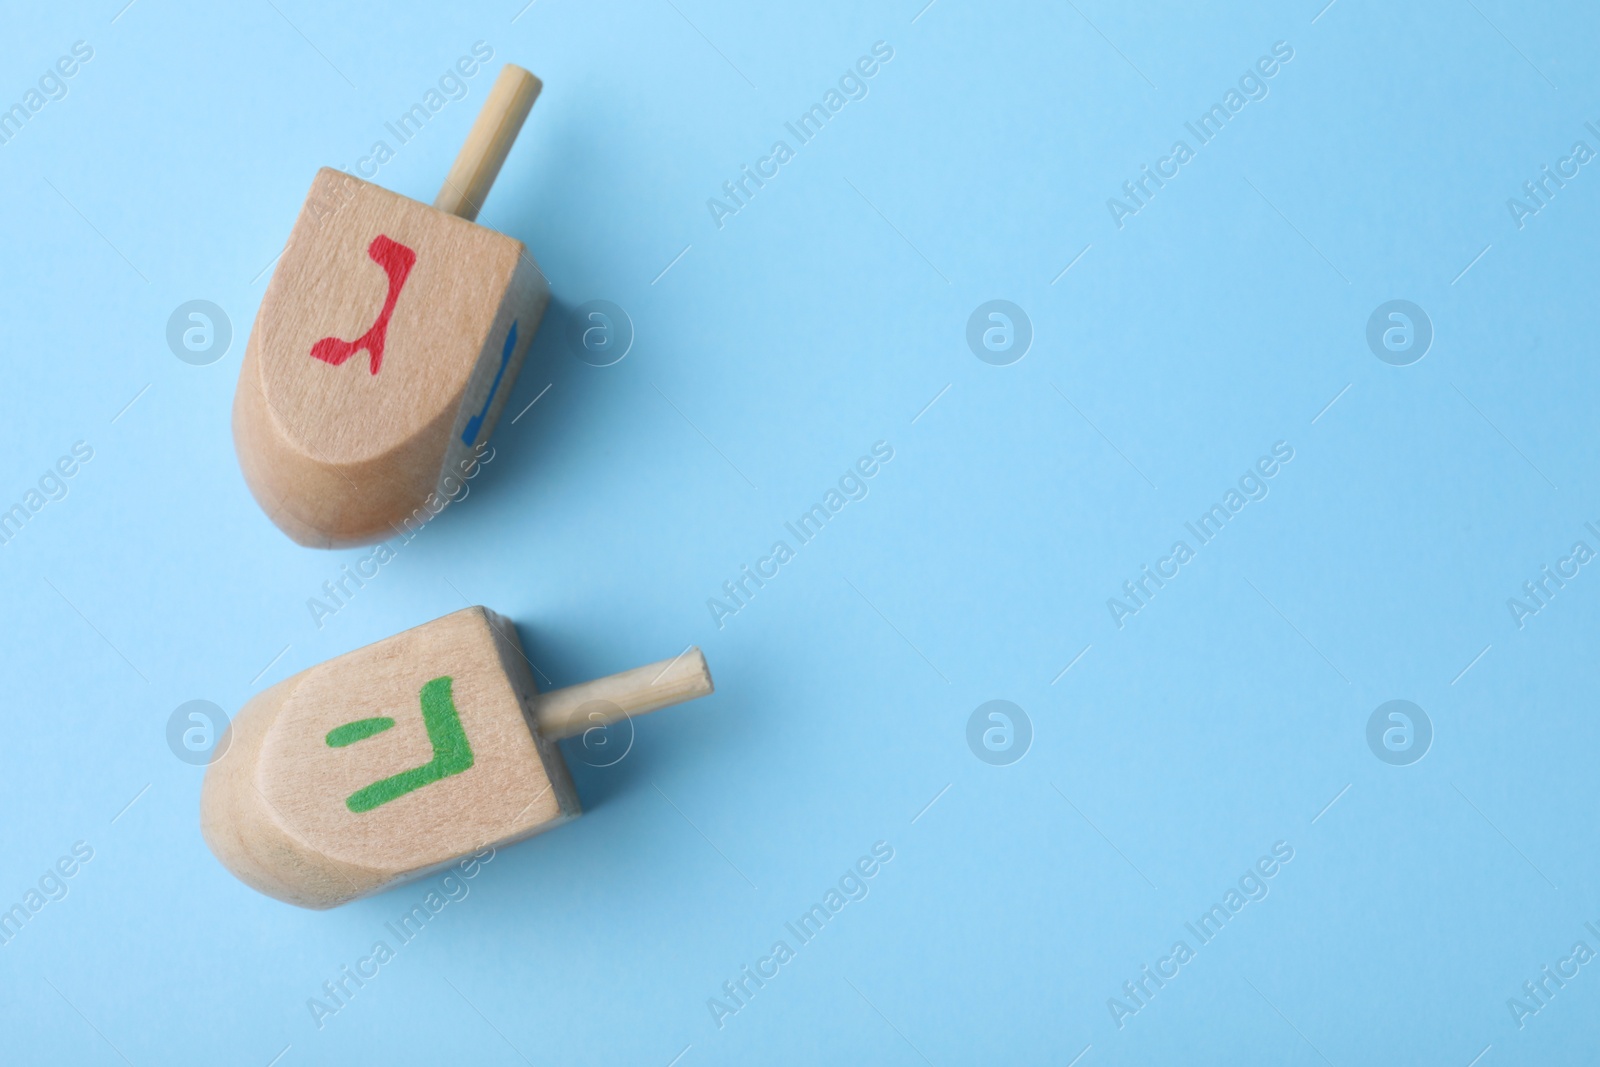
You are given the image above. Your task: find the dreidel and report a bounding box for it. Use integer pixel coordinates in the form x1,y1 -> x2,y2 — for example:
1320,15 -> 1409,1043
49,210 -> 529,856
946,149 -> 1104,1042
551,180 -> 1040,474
200,607 -> 714,908
234,65 -> 549,548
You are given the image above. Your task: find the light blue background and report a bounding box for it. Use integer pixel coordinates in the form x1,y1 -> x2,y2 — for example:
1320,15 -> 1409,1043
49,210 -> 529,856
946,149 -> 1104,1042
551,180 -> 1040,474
2,0 -> 1598,1063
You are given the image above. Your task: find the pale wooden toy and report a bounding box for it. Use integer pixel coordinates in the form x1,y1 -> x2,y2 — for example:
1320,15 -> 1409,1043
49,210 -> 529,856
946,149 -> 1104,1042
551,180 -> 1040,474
234,65 -> 549,547
201,607 -> 713,909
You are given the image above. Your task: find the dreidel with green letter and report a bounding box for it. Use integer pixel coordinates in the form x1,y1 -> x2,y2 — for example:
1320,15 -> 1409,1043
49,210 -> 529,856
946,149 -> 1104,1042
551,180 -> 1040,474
200,607 -> 714,908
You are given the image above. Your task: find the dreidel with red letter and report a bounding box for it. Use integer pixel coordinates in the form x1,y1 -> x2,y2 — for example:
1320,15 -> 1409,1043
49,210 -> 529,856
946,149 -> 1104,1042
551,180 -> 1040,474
201,607 -> 715,908
234,65 -> 549,547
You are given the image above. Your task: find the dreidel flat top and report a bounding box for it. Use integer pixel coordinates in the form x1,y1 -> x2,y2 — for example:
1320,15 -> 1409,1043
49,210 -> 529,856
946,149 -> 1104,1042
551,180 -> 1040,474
200,607 -> 714,909
234,65 -> 548,547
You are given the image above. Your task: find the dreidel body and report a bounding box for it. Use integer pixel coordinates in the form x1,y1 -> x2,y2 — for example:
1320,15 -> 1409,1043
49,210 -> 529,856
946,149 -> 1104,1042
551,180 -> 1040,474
200,607 -> 713,908
234,66 -> 548,547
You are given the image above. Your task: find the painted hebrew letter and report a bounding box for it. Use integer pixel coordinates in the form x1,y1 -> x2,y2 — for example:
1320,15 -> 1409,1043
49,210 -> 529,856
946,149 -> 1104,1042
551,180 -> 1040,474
310,234 -> 418,376
461,320 -> 517,446
326,676 -> 475,814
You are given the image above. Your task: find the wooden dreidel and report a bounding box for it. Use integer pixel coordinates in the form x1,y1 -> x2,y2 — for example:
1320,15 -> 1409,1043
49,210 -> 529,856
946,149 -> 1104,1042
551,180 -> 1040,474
200,607 -> 713,908
234,65 -> 549,547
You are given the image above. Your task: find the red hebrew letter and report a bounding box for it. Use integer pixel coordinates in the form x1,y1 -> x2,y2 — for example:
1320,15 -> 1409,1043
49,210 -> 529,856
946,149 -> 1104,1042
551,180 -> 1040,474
310,234 -> 417,375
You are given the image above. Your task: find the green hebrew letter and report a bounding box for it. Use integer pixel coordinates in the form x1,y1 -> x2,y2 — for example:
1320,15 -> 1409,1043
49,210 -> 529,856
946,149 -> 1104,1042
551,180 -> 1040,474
325,717 -> 395,747
328,676 -> 476,814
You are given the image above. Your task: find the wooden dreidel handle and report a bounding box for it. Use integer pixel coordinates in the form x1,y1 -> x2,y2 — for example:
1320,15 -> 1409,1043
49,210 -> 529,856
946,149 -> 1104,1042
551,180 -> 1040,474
434,65 -> 541,221
233,65 -> 550,548
534,650 -> 715,740
200,607 -> 714,909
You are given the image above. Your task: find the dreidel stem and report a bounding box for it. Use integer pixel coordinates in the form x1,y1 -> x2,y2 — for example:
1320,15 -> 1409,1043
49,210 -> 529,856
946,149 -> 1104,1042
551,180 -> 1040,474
534,648 -> 714,740
434,64 -> 542,221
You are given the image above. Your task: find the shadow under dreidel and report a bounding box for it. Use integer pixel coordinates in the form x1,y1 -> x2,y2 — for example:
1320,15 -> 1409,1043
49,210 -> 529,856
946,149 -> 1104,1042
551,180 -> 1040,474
556,708 -> 654,813
508,617 -> 661,814
460,295 -> 615,509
